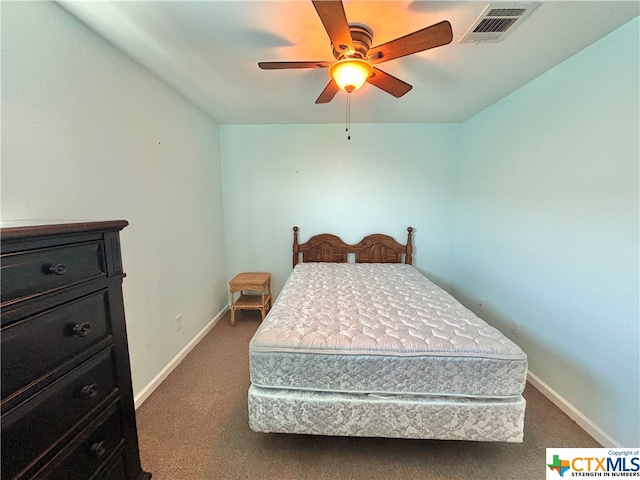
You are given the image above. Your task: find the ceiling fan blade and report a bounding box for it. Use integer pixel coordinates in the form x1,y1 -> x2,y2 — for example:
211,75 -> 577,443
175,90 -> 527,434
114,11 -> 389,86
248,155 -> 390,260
315,80 -> 340,104
312,0 -> 355,56
259,61 -> 331,70
368,21 -> 453,64
366,68 -> 412,98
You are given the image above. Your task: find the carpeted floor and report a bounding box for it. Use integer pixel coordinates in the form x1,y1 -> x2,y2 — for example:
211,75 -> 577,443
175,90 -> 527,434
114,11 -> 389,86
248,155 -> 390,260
135,311 -> 600,480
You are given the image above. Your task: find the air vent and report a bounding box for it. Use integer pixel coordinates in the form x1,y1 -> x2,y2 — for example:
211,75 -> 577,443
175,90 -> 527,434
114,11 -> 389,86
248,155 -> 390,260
460,3 -> 540,43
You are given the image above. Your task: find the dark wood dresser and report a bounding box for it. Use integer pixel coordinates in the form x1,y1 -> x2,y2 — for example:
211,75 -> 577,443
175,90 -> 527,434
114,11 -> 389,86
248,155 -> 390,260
1,221 -> 151,480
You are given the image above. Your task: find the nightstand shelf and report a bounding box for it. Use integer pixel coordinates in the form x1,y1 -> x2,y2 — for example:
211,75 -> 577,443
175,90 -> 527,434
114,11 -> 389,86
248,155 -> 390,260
229,272 -> 271,326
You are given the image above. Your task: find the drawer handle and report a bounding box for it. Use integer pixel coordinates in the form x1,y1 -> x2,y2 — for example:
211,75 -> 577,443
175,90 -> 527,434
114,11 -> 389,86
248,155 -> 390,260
71,322 -> 92,337
79,383 -> 100,399
90,440 -> 107,457
47,263 -> 67,275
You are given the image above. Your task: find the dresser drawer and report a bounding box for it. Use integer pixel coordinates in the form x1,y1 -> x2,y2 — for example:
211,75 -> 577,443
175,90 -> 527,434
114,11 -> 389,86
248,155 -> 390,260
39,402 -> 125,480
98,453 -> 127,480
1,241 -> 106,304
2,288 -> 113,402
1,347 -> 118,479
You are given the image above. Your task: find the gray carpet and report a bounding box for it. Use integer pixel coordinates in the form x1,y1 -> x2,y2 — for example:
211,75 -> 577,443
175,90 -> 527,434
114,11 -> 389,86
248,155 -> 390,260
135,311 -> 600,479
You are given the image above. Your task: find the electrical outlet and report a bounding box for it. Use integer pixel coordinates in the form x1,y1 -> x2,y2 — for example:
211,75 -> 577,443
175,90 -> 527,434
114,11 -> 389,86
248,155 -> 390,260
175,314 -> 182,331
510,319 -> 521,337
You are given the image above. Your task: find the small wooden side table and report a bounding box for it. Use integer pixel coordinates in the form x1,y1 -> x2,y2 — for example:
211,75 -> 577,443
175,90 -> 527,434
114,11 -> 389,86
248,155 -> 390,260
229,272 -> 272,326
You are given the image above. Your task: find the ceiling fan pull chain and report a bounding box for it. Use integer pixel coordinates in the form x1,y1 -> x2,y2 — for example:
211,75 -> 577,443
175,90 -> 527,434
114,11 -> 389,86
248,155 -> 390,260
346,91 -> 351,140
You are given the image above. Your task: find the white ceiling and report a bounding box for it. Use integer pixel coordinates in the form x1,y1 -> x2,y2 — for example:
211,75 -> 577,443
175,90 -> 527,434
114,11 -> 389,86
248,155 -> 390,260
59,1 -> 639,125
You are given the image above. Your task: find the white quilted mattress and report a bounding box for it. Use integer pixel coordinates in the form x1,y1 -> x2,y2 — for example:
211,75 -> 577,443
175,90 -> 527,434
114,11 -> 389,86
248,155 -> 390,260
249,263 -> 527,398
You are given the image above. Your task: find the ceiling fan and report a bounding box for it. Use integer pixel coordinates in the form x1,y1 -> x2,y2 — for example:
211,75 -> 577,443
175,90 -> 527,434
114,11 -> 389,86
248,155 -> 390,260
258,0 -> 453,104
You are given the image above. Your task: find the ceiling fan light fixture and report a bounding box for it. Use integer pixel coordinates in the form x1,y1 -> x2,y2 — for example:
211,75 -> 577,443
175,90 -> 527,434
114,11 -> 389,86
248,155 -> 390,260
329,58 -> 373,93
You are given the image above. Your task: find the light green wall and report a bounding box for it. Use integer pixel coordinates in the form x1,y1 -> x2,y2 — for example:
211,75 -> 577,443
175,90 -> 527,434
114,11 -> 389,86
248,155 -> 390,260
220,123 -> 459,296
453,17 -> 639,446
1,2 -> 228,394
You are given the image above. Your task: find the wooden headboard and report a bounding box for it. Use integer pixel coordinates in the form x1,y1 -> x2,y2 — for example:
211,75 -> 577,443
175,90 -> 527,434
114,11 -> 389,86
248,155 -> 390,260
292,227 -> 413,266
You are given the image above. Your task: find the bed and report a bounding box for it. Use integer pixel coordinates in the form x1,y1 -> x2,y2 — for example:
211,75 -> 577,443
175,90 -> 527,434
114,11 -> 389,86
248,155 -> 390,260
248,227 -> 527,442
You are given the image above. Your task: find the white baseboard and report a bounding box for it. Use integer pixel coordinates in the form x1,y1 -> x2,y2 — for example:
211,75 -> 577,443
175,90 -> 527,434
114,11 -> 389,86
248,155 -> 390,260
527,370 -> 621,448
134,305 -> 229,410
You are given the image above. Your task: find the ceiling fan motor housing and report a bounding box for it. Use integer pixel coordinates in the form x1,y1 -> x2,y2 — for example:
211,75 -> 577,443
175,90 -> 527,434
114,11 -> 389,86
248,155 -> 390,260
332,23 -> 373,60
